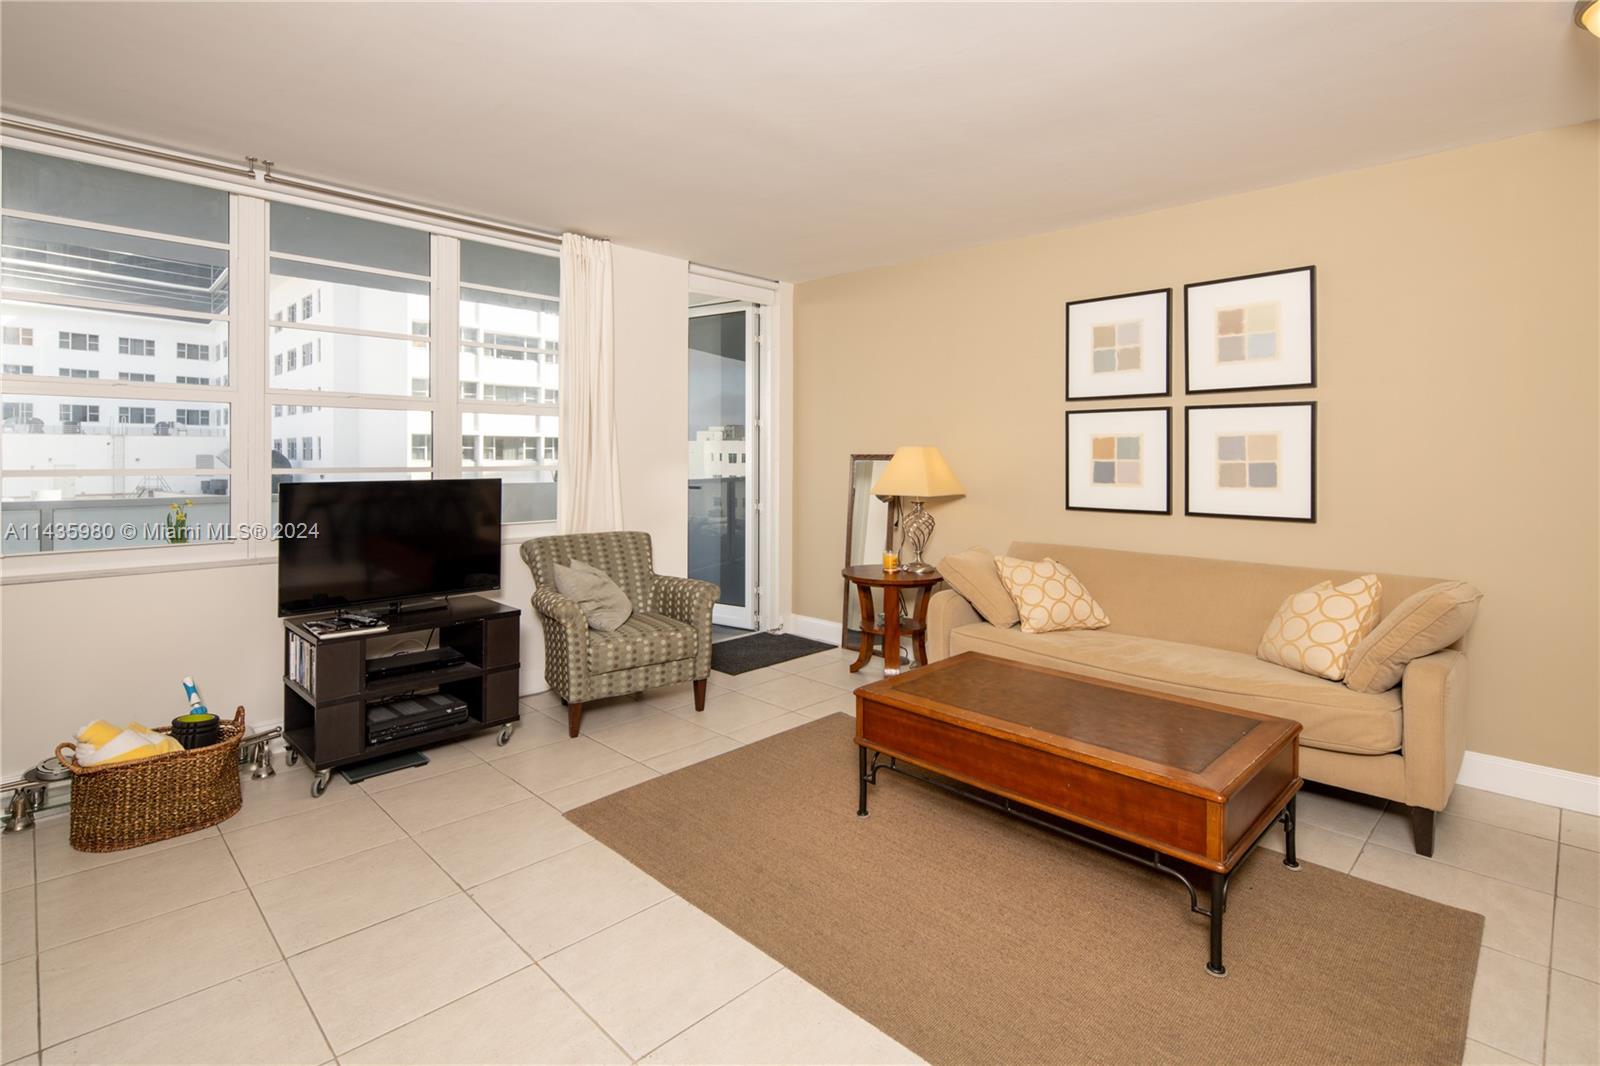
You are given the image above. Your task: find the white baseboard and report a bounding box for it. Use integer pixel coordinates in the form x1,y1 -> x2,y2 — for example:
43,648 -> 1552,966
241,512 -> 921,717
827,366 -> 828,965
1457,751 -> 1599,815
786,613 -> 843,645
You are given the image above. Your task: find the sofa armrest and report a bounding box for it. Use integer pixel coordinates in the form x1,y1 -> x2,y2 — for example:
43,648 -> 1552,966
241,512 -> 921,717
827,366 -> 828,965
927,588 -> 982,662
532,586 -> 586,629
651,574 -> 719,677
1399,648 -> 1468,812
531,586 -> 589,700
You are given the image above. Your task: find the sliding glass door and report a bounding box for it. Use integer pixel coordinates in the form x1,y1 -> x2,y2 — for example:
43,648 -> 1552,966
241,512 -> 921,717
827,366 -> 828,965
688,302 -> 758,629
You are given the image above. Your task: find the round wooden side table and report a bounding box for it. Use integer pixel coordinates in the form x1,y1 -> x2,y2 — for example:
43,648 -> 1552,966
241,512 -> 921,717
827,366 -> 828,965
841,565 -> 943,675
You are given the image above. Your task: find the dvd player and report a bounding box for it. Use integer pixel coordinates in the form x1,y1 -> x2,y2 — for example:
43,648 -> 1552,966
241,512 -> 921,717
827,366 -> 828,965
366,693 -> 469,745
366,646 -> 466,681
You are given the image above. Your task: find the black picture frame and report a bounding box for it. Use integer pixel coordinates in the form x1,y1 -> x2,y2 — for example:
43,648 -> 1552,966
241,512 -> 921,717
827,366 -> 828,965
1064,406 -> 1173,515
1183,401 -> 1317,523
1064,287 -> 1172,401
1183,265 -> 1316,395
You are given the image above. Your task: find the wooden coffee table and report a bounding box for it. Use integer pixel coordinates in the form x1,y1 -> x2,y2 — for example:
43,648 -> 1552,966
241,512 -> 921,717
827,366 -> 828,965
853,651 -> 1301,975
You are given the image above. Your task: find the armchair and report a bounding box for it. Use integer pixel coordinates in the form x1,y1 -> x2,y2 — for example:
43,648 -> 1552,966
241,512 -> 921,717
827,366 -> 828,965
521,531 -> 719,737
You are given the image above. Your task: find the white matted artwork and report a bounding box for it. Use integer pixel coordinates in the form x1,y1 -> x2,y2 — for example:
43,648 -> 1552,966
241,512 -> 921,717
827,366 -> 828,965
1065,288 -> 1170,399
1065,406 -> 1171,514
1184,266 -> 1315,394
1186,402 -> 1316,522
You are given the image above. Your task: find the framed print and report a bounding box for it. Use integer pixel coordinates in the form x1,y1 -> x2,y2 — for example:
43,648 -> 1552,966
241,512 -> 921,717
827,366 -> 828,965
1185,402 -> 1316,522
1184,266 -> 1315,394
1065,287 -> 1171,400
1065,406 -> 1171,514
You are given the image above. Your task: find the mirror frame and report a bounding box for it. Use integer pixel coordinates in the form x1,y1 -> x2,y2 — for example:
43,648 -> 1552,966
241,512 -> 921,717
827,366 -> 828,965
841,453 -> 898,649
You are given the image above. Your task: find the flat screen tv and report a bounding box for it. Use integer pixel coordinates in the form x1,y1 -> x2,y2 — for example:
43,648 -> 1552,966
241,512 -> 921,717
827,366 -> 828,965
278,479 -> 501,616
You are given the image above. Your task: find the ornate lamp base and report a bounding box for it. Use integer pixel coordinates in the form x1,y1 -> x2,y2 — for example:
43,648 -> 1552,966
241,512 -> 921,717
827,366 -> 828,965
900,499 -> 937,573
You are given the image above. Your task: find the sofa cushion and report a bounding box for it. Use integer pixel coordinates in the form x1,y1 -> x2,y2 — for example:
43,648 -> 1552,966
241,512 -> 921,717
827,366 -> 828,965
938,547 -> 1019,628
1256,574 -> 1383,681
1344,581 -> 1482,694
949,623 -> 1402,756
995,556 -> 1109,634
587,611 -> 696,674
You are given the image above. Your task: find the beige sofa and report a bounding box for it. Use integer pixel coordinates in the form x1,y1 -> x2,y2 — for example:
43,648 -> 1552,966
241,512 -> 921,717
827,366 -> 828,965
927,542 -> 1469,855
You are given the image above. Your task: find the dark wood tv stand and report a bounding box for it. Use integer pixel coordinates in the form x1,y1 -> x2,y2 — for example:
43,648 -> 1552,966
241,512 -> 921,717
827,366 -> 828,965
282,596 -> 521,797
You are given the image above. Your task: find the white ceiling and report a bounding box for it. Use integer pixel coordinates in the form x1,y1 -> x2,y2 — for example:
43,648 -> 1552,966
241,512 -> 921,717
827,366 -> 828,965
2,2 -> 1595,281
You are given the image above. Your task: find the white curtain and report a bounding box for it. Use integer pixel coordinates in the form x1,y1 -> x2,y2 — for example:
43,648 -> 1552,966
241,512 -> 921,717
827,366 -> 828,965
556,233 -> 624,533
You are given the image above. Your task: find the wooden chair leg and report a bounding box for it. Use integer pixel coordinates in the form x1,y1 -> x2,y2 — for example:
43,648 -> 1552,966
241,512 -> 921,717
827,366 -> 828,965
567,702 -> 584,738
1409,806 -> 1435,857
633,691 -> 645,700
693,678 -> 707,712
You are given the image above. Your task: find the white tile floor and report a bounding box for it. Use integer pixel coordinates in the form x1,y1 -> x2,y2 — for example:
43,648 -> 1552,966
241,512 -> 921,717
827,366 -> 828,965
0,646 -> 1594,1065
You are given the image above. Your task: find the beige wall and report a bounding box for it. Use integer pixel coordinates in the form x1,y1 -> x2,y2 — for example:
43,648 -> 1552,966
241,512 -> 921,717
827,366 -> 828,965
0,242 -> 691,781
793,123 -> 1599,776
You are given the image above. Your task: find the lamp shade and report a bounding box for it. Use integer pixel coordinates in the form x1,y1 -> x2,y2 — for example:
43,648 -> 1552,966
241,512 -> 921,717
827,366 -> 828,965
873,446 -> 964,499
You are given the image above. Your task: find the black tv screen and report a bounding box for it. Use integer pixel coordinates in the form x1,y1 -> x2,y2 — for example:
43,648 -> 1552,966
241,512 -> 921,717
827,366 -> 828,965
278,479 -> 502,616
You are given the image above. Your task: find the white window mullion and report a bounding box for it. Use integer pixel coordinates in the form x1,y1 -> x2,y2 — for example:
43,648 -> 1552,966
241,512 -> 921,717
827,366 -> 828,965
432,233 -> 462,480
232,194 -> 270,555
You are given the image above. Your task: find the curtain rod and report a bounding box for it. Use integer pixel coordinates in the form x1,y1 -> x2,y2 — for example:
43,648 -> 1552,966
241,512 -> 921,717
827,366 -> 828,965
1,115 -> 565,248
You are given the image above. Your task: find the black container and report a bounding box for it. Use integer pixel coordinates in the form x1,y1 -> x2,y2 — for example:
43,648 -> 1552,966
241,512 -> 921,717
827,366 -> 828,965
170,714 -> 221,750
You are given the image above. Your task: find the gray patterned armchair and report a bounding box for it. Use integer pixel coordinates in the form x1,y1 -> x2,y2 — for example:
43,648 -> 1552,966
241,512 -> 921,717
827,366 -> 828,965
521,531 -> 719,737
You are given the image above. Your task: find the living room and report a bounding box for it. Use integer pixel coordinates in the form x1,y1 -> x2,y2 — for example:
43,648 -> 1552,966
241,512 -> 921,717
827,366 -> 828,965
0,4 -> 1596,1065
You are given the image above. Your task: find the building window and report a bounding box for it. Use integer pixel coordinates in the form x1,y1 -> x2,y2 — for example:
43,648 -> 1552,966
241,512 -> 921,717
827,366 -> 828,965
300,295 -> 313,320
286,347 -> 298,371
58,368 -> 99,379
410,320 -> 428,349
285,439 -> 297,459
176,375 -> 209,385
301,342 -> 314,365
272,438 -> 282,455
411,377 -> 429,397
4,364 -> 35,375
59,404 -> 99,424
175,408 -> 211,426
285,303 -> 297,323
462,435 -> 476,461
118,371 -> 156,382
4,327 -> 34,346
273,353 -> 283,375
301,436 -> 313,459
461,381 -> 479,399
117,406 -> 156,425
176,342 -> 211,361
3,402 -> 35,423
118,337 -> 156,357
59,331 -> 99,351
483,435 -> 539,461
411,433 -> 431,461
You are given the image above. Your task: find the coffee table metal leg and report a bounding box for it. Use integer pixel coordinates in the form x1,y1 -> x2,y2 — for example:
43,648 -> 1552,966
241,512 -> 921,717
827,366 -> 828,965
1207,871 -> 1227,977
1283,796 -> 1300,869
857,745 -> 870,818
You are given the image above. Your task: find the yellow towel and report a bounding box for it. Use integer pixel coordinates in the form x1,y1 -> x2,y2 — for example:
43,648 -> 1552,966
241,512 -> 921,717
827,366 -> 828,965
73,722 -> 184,766
76,720 -> 121,746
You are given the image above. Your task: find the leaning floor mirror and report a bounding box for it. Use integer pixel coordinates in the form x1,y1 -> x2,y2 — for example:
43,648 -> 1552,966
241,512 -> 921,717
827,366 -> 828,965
841,453 -> 898,652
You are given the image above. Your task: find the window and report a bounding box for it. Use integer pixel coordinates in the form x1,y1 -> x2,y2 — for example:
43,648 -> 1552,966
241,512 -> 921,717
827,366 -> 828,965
175,408 -> 211,426
5,364 -> 34,375
459,240 -> 560,522
461,435 -> 476,461
176,342 -> 211,361
301,342 -> 314,365
285,347 -> 297,371
411,433 -> 431,461
118,371 -> 155,382
285,439 -> 297,459
273,353 -> 283,375
301,436 -> 313,459
300,295 -> 313,320
4,327 -> 33,346
117,406 -> 156,425
3,402 -> 34,423
59,332 -> 98,351
285,303 -> 296,323
175,375 -> 209,385
58,368 -> 99,379
272,438 -> 282,455
118,337 -> 155,357
411,377 -> 429,397
59,404 -> 99,423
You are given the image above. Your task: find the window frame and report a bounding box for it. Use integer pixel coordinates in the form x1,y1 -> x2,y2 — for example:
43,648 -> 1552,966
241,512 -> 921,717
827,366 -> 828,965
1,137 -> 562,581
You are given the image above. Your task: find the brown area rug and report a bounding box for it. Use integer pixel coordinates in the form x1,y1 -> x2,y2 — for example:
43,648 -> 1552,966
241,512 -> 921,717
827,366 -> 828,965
567,715 -> 1482,1065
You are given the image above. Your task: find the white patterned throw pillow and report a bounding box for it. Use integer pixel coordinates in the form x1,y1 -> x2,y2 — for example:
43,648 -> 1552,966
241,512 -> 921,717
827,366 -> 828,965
994,556 -> 1110,635
1257,575 -> 1383,681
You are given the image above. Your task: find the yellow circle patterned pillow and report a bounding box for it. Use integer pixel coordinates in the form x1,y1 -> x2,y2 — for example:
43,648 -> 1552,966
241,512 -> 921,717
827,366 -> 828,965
1257,575 -> 1383,681
994,556 -> 1110,635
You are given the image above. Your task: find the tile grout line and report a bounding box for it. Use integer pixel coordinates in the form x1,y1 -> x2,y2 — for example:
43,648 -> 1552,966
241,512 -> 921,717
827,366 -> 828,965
219,823 -> 339,1063
633,964 -> 792,1062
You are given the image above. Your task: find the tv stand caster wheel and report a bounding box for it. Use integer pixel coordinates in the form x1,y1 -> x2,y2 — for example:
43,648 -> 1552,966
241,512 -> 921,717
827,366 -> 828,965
310,771 -> 331,798
285,748 -> 299,767
496,724 -> 516,747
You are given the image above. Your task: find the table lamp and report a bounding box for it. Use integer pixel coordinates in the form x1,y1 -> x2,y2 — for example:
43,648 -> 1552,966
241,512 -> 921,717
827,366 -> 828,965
873,446 -> 964,574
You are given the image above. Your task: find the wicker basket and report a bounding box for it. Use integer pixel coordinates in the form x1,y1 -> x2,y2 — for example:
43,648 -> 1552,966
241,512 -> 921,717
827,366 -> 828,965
55,707 -> 246,852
